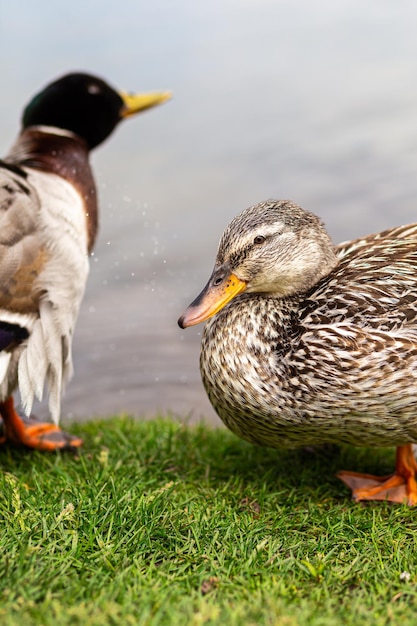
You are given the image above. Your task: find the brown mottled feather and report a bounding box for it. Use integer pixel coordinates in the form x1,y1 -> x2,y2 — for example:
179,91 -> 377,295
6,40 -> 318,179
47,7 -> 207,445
0,169 -> 49,312
199,200 -> 417,450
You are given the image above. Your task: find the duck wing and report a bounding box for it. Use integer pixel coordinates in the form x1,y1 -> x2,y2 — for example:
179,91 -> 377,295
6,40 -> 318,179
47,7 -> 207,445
0,162 -> 89,422
306,223 -> 417,332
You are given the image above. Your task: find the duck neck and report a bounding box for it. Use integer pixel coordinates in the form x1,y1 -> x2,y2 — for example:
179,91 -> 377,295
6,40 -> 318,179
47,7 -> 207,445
6,126 -> 98,252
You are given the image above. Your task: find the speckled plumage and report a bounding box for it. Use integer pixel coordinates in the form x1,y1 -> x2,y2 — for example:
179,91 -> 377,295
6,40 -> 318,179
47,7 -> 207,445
194,200 -> 417,450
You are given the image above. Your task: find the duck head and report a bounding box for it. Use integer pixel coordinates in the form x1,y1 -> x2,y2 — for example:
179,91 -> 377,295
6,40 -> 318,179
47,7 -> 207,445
178,199 -> 338,328
22,72 -> 171,149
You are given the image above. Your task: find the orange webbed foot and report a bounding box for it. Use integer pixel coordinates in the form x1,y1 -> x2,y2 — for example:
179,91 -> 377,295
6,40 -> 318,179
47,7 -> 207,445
0,397 -> 82,452
337,444 -> 417,506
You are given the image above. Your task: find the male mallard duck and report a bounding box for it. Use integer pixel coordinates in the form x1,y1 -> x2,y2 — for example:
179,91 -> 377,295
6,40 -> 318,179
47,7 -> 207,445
0,72 -> 170,451
179,199 -> 417,505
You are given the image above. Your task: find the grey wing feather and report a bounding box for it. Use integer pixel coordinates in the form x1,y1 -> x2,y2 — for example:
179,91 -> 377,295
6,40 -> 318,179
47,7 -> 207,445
0,166 -> 89,423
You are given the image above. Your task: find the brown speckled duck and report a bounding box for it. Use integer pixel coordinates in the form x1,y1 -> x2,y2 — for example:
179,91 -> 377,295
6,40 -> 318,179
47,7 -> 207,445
179,199 -> 417,505
0,72 -> 170,451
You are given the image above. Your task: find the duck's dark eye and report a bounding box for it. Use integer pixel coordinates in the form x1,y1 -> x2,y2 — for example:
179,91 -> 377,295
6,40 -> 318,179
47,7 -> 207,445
253,235 -> 266,245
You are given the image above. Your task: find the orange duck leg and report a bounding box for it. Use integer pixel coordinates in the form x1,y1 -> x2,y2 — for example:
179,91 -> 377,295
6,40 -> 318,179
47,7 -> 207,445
338,444 -> 417,505
0,396 -> 82,451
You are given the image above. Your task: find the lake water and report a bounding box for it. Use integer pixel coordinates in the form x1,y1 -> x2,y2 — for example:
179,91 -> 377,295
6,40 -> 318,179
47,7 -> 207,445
2,0 -> 417,425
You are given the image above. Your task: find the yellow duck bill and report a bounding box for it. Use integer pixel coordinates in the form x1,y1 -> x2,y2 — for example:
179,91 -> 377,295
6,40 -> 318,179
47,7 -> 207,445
178,264 -> 247,328
119,90 -> 172,117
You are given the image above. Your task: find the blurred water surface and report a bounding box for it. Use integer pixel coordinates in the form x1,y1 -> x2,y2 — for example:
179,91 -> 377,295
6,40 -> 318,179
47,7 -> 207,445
2,0 -> 417,424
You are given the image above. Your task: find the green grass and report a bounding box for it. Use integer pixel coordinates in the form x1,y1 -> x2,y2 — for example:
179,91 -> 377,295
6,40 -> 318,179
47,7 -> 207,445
1,416 -> 417,625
